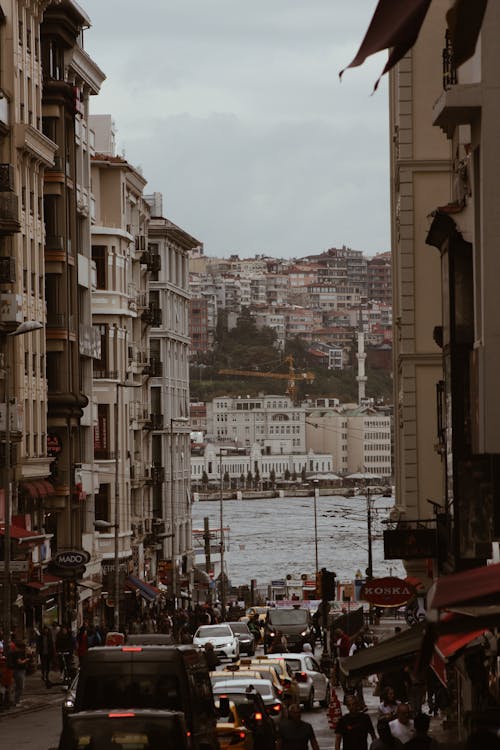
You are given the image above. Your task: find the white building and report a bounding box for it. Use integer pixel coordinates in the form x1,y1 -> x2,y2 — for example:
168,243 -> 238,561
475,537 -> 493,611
191,443 -> 333,484
207,395 -> 306,454
306,405 -> 392,479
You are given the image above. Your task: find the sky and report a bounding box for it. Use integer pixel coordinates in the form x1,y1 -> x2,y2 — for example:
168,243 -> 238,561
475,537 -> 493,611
82,1 -> 390,259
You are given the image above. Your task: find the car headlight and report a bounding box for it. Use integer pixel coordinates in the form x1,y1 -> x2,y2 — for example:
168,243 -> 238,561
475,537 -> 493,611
301,630 -> 307,636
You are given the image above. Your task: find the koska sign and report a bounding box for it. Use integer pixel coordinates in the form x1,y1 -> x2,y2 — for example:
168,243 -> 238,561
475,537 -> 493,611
360,576 -> 416,607
53,549 -> 91,569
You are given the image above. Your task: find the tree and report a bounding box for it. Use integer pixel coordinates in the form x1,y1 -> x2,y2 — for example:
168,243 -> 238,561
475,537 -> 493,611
284,468 -> 291,481
292,469 -> 297,482
223,471 -> 230,489
246,470 -> 253,489
254,467 -> 260,489
240,473 -> 245,488
201,470 -> 209,489
269,469 -> 276,487
301,466 -> 307,482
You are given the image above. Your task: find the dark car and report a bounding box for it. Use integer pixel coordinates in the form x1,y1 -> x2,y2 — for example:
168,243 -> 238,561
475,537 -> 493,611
228,621 -> 255,656
214,687 -> 276,750
67,645 -> 218,749
264,608 -> 315,653
58,709 -> 188,750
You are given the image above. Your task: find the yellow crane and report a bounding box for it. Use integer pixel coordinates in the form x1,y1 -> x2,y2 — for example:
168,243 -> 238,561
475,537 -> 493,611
218,355 -> 315,403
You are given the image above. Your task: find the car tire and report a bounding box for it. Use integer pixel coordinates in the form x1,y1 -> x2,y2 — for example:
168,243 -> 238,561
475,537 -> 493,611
320,683 -> 330,708
305,689 -> 314,711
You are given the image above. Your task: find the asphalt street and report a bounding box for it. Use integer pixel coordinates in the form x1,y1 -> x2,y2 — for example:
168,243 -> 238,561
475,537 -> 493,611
0,703 -> 61,748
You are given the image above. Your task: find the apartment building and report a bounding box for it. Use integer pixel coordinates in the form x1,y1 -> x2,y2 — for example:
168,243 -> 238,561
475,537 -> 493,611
90,115 -> 154,616
367,251 -> 392,305
253,309 -> 286,350
305,404 -> 392,479
207,394 -> 306,454
145,191 -> 197,597
389,1 -> 450,580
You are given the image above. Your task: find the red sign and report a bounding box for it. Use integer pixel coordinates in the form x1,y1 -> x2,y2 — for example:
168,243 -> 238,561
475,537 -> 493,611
360,576 -> 416,607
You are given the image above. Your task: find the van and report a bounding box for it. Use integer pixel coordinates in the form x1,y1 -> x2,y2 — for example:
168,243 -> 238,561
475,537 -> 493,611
71,645 -> 219,750
264,608 -> 315,653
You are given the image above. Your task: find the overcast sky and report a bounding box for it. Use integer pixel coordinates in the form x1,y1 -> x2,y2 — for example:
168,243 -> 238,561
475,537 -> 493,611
82,1 -> 389,259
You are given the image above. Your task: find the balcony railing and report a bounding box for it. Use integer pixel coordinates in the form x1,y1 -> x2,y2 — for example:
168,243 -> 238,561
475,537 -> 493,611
140,250 -> 161,272
150,413 -> 164,430
94,370 -> 118,380
443,30 -> 457,91
147,357 -> 163,377
141,304 -> 162,327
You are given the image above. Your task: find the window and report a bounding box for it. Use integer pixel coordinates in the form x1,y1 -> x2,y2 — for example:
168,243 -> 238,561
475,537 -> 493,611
92,245 -> 107,289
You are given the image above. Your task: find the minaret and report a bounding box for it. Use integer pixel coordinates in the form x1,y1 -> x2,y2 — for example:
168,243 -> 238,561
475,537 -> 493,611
356,307 -> 367,404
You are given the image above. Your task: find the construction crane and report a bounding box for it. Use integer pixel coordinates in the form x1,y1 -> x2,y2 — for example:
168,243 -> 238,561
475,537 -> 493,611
218,355 -> 315,403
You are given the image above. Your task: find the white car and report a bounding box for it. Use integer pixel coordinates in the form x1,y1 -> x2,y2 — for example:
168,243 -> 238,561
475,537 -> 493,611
193,624 -> 240,661
269,652 -> 330,709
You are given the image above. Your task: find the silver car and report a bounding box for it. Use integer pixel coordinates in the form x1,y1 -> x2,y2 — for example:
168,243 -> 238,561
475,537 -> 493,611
269,652 -> 330,709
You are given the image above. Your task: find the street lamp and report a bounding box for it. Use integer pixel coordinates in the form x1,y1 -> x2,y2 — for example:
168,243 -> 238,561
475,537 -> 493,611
170,416 -> 189,606
2,320 -> 44,635
218,448 -> 229,621
312,479 -> 319,575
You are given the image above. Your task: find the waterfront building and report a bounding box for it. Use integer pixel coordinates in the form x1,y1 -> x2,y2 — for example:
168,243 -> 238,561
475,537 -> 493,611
207,394 -> 306,454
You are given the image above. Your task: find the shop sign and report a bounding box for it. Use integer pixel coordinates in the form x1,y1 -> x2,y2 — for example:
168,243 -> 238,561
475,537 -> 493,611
360,576 -> 416,607
384,528 -> 437,559
53,549 -> 90,568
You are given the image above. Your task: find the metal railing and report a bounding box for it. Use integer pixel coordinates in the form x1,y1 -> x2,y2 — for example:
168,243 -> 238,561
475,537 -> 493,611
443,30 -> 457,90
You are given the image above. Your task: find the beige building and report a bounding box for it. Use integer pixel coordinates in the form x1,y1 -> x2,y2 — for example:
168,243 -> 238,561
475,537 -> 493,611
145,190 -> 196,599
90,115 -> 154,603
389,0 -> 451,562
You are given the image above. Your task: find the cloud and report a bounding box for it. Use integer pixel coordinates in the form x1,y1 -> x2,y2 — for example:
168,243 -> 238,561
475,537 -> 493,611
83,0 -> 389,257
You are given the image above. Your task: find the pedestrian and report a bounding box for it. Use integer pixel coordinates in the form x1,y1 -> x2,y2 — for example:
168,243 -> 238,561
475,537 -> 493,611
203,642 -> 219,671
370,720 -> 404,749
378,686 -> 400,721
389,704 -> 415,745
406,713 -> 440,749
11,639 -> 29,706
37,625 -> 55,686
277,702 -> 320,750
335,695 -> 376,750
76,621 -> 89,665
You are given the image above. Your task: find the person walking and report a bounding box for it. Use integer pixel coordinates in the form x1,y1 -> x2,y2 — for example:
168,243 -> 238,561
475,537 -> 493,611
37,625 -> 55,686
389,704 -> 415,744
277,703 -> 320,750
335,695 -> 376,750
11,639 -> 29,706
378,686 -> 400,721
371,720 -> 404,749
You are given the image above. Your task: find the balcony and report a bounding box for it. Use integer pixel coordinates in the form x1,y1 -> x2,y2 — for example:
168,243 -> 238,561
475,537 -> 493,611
141,303 -> 162,327
47,312 -> 74,329
94,370 -> 118,380
140,250 -> 161,273
151,465 -> 165,484
147,357 -> 163,377
433,31 -> 481,137
150,413 -> 164,430
0,193 -> 20,234
45,235 -> 64,252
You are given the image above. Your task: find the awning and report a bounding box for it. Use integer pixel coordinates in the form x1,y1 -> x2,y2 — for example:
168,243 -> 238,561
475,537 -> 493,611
431,627 -> 487,687
20,482 -> 39,499
0,524 -> 47,544
429,562 -> 500,610
340,0 -> 488,92
194,565 -> 211,585
22,573 -> 62,591
340,623 -> 426,679
125,575 -> 161,602
20,480 -> 54,498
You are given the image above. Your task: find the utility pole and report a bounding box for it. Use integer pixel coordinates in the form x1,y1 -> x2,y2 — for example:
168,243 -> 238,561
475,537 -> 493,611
366,488 -> 373,580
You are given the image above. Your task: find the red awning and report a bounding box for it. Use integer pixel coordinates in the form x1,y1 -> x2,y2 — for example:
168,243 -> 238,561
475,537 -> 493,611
431,627 -> 487,687
40,480 -> 54,495
430,563 -> 500,610
20,481 -> 39,499
23,573 -> 62,591
0,524 -> 47,544
405,576 -> 425,591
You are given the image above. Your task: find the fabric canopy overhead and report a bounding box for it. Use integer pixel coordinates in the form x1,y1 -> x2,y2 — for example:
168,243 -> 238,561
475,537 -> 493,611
125,575 -> 161,603
429,562 -> 500,610
340,0 -> 488,92
340,622 -> 426,678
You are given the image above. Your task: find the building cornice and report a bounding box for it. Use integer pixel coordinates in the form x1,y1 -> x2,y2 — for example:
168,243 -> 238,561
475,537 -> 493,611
69,45 -> 106,95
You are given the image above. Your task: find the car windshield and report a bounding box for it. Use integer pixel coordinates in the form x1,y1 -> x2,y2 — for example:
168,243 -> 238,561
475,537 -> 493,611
229,623 -> 250,635
283,658 -> 301,671
196,625 -> 232,638
269,609 -> 308,625
65,717 -> 184,750
78,674 -> 180,710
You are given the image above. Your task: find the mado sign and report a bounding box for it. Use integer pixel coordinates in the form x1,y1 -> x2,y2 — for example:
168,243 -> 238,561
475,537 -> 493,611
360,576 -> 416,607
53,549 -> 91,569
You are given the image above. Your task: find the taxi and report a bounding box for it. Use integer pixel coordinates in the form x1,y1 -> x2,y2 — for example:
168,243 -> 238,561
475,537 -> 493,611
220,663 -> 284,701
252,657 -> 300,706
215,697 -> 253,750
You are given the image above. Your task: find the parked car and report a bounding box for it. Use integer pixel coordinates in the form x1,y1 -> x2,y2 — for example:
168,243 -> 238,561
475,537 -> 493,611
228,622 -> 256,656
212,677 -> 284,726
65,645 -> 218,749
215,688 -> 276,750
264,608 -> 315,653
267,652 -> 330,709
58,709 -> 189,750
193,623 -> 240,662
